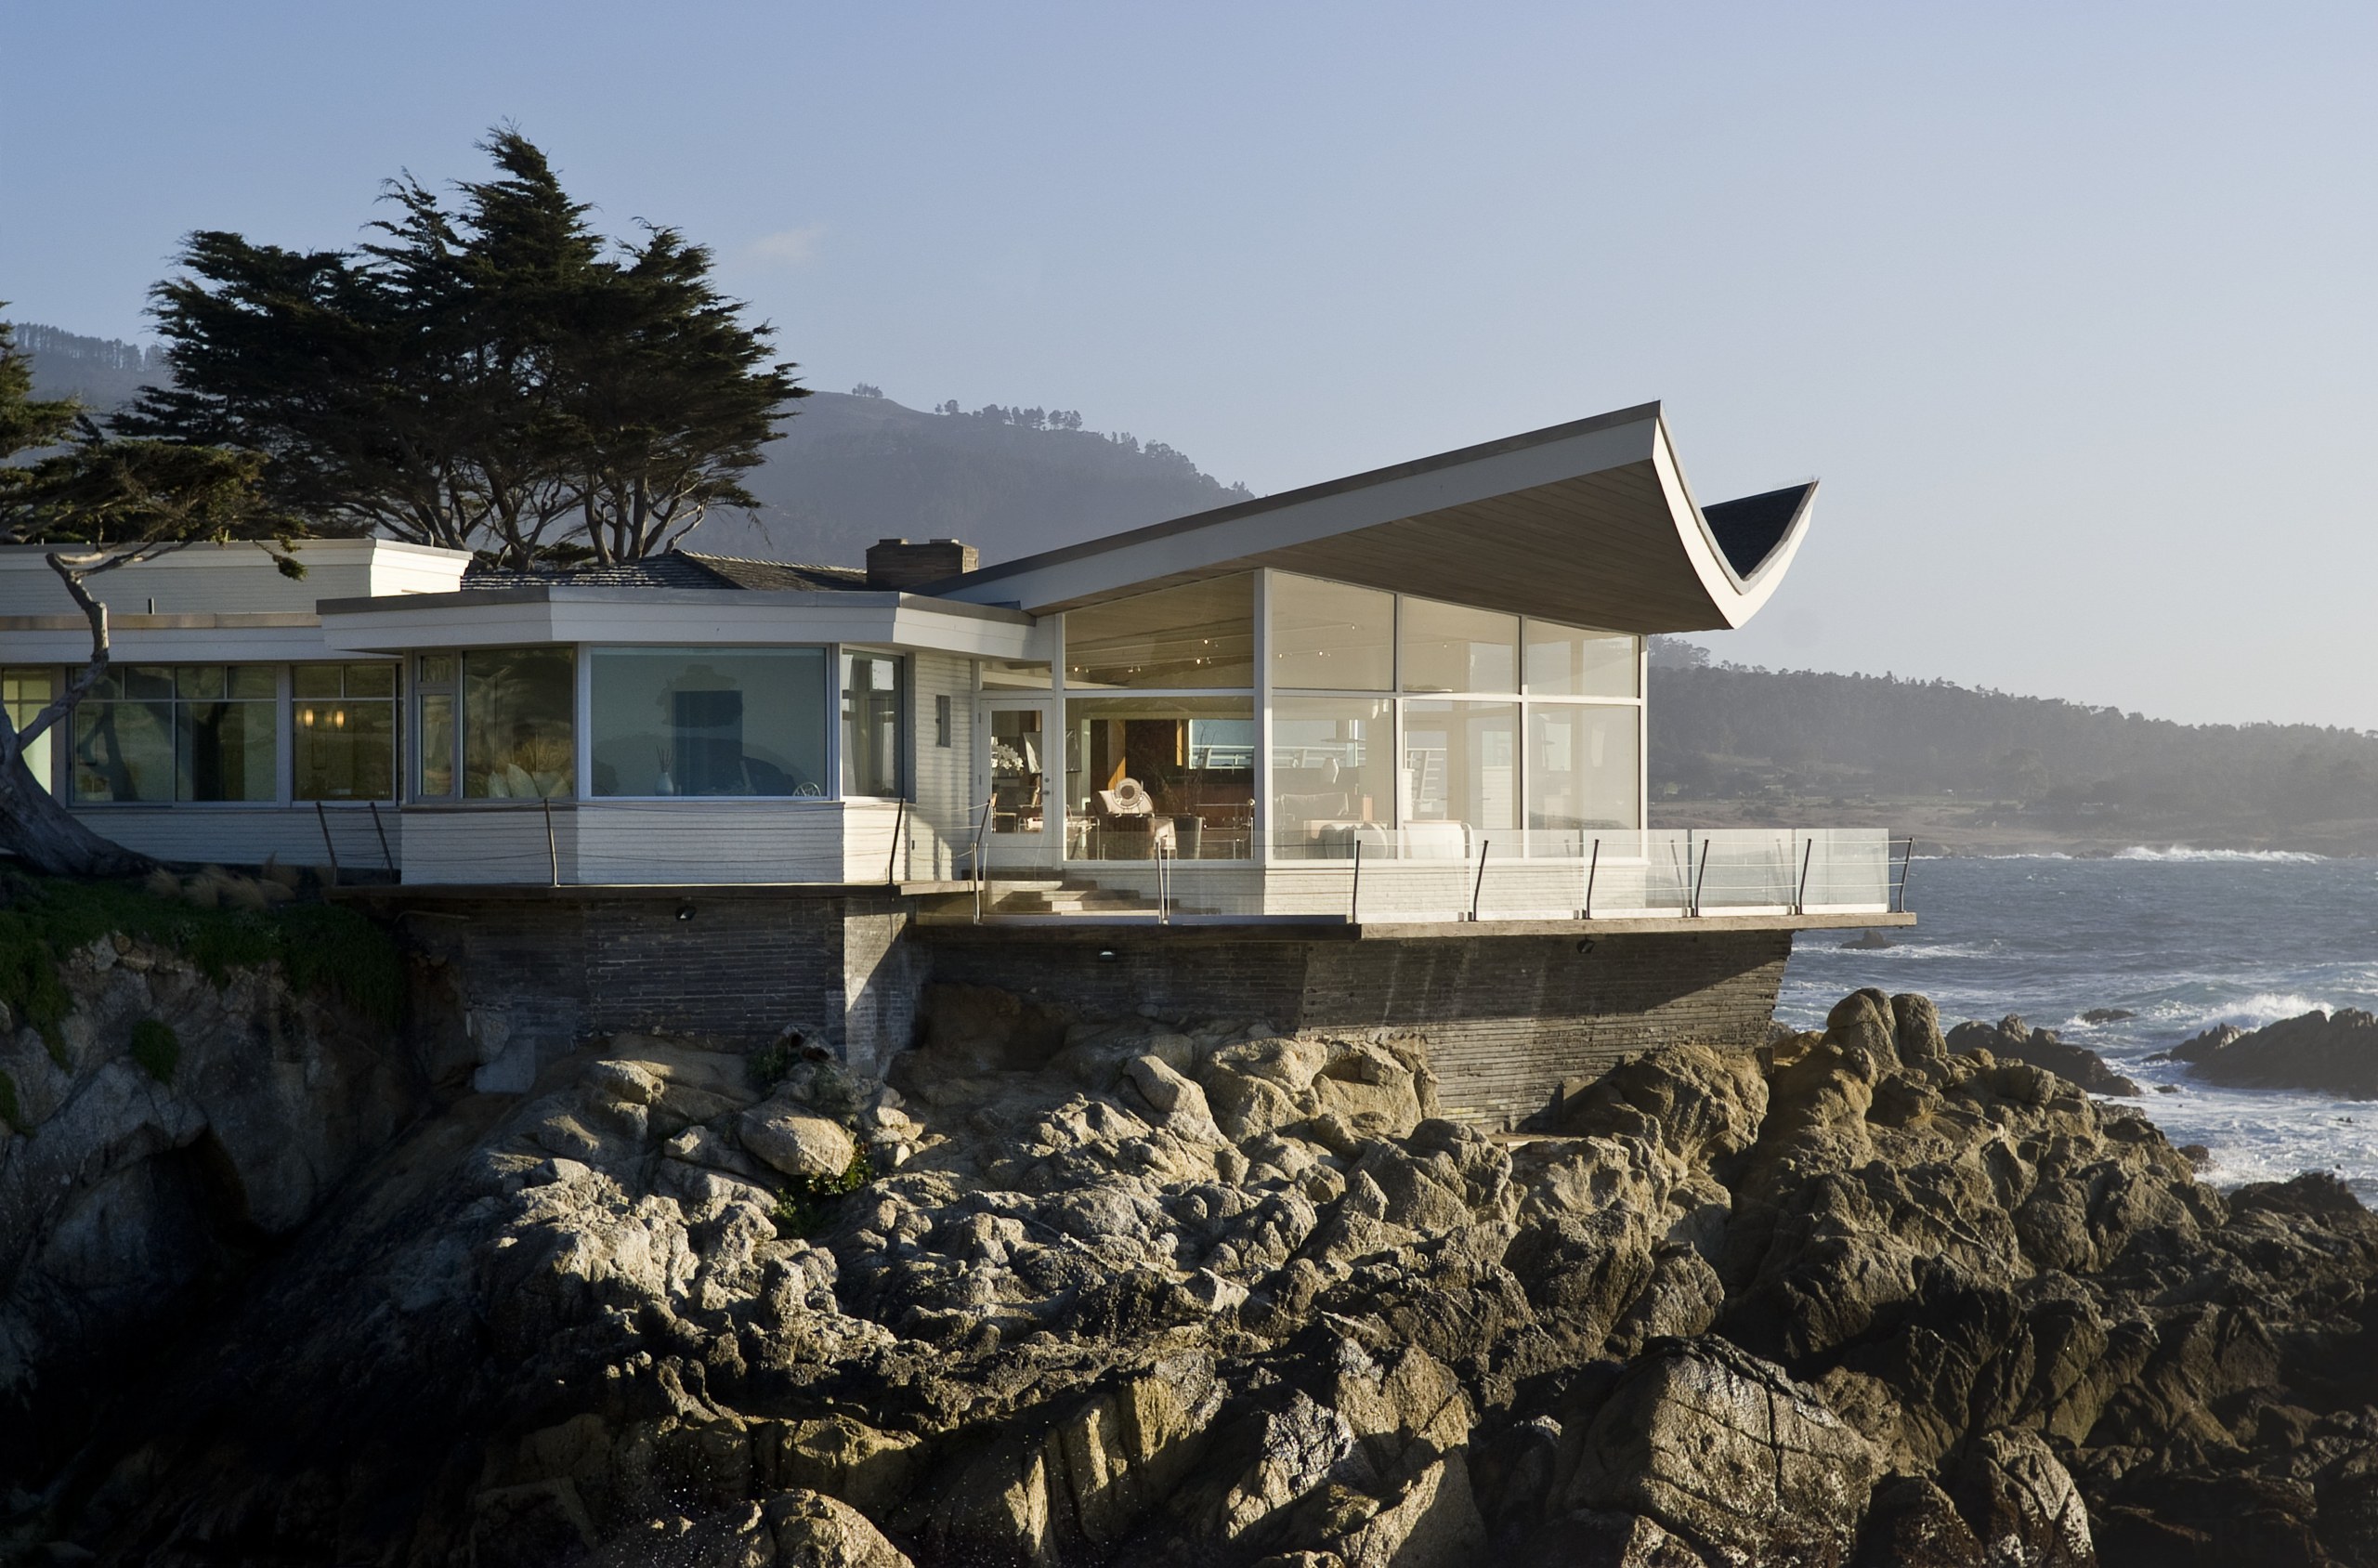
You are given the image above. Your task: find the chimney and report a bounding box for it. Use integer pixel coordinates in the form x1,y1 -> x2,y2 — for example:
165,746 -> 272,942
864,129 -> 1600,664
866,537 -> 978,591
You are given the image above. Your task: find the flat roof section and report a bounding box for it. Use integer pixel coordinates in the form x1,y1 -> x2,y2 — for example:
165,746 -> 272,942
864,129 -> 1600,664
933,403 -> 1817,634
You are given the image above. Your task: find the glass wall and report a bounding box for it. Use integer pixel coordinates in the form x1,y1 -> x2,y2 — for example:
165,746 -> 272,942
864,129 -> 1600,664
1272,696 -> 1392,856
1065,695 -> 1254,859
72,665 -> 278,804
987,708 -> 1046,837
842,652 -> 904,797
1265,577 -> 1644,856
1528,704 -> 1639,832
4,668 -> 57,795
591,647 -> 828,797
1272,575 -> 1394,690
1400,600 -> 1518,693
463,648 -> 575,799
1523,621 -> 1638,698
415,655 -> 457,798
294,664 -> 398,801
1065,574 -> 1254,688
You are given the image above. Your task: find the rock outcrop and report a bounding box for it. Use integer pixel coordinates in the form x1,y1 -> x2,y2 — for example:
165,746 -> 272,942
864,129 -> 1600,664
6,981 -> 2376,1567
1947,1013 -> 2146,1097
2174,1008 -> 2378,1098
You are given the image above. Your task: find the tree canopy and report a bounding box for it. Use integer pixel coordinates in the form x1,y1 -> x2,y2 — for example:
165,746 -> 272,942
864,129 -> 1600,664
119,129 -> 806,567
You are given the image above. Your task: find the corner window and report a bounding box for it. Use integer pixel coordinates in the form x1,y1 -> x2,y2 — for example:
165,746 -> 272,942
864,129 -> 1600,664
1528,705 -> 1639,831
1400,598 -> 1518,694
451,648 -> 575,800
293,663 -> 399,801
72,664 -> 277,804
1522,621 -> 1638,699
1272,574 -> 1394,691
841,652 -> 904,796
590,647 -> 829,797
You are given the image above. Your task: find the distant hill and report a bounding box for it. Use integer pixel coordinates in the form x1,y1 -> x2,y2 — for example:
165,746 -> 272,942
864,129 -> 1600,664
15,324 -> 1250,567
1647,640 -> 2378,853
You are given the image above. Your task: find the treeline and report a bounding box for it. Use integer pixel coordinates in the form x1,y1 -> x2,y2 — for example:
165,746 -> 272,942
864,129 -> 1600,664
13,324 -> 166,411
1648,645 -> 2378,826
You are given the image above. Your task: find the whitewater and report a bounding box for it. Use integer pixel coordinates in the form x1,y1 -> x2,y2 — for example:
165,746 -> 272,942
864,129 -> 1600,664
1777,852 -> 2378,1199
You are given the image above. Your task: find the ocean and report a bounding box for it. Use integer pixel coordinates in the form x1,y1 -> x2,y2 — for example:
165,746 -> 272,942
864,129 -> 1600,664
1775,851 -> 2378,1200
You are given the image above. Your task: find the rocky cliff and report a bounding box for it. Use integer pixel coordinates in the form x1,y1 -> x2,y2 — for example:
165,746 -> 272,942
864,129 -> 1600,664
6,966 -> 2377,1567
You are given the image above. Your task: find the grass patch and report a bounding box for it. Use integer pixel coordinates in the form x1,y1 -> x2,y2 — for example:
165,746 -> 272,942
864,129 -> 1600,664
130,1019 -> 179,1084
0,872 -> 405,1042
769,1143 -> 875,1237
0,1068 -> 21,1132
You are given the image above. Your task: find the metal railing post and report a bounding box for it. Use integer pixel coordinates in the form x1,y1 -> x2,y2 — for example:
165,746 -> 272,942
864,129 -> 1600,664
1692,837 -> 1710,917
1349,837 -> 1363,924
542,796 -> 559,887
313,801 -> 340,883
1797,835 -> 1814,916
1898,834 -> 1916,913
886,796 -> 907,885
367,800 -> 396,874
1584,836 -> 1600,921
1470,839 -> 1491,921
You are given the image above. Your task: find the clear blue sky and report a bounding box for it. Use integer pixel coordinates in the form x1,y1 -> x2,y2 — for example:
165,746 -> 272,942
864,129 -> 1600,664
6,3 -> 2375,727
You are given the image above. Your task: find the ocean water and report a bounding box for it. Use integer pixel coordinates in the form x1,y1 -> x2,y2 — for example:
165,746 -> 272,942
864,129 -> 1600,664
1776,852 -> 2378,1200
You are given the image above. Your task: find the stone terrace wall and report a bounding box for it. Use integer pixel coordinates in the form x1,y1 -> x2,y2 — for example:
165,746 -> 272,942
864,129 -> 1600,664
919,927 -> 1793,1127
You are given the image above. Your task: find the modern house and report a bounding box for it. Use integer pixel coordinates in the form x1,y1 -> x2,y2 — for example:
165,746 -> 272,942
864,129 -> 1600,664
0,402 -> 1908,1117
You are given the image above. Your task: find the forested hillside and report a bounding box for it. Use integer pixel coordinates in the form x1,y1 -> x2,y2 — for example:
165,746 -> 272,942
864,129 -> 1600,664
1649,640 -> 2378,851
18,326 -> 1248,567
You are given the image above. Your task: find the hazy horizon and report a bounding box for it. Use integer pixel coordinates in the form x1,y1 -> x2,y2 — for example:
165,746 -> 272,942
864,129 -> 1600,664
6,4 -> 2375,730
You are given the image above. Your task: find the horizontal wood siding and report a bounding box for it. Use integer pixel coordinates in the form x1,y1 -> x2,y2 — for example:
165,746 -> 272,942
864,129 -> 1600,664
70,806 -> 399,872
575,802 -> 846,884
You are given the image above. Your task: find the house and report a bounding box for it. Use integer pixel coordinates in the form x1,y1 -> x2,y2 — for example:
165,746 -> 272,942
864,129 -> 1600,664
0,402 -> 1908,1118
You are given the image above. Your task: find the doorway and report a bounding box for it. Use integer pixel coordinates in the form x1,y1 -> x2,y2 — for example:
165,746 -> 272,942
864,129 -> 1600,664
975,699 -> 1056,869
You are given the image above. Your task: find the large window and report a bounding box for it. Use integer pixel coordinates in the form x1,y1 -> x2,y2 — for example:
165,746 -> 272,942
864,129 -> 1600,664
1065,696 -> 1254,859
1400,598 -> 1518,694
592,648 -> 828,797
462,648 -> 575,800
1528,704 -> 1639,832
1402,700 -> 1518,847
842,652 -> 904,797
294,664 -> 398,801
1065,574 -> 1254,689
1272,575 -> 1394,691
1272,696 -> 1392,856
4,668 -> 57,796
72,665 -> 277,804
1523,620 -> 1637,698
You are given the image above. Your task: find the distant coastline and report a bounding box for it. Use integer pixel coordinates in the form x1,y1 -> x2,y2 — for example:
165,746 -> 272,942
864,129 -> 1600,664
1655,794 -> 2378,857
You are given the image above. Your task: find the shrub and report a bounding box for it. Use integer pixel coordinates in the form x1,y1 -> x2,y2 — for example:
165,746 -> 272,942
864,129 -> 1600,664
769,1143 -> 874,1237
130,1019 -> 179,1083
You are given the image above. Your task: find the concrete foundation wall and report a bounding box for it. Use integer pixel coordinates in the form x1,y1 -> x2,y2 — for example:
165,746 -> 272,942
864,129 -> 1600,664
379,890 -> 1791,1121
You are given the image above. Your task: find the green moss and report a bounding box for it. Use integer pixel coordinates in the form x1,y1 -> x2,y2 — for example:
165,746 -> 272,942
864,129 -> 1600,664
768,1143 -> 875,1237
130,1019 -> 179,1083
0,1068 -> 21,1132
0,873 -> 405,1048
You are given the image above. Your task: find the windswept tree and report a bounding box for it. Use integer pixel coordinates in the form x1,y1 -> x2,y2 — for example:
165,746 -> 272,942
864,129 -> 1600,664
121,129 -> 806,568
0,311 -> 303,876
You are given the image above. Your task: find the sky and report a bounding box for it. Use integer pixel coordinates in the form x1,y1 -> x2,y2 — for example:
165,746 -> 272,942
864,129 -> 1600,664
5,3 -> 2376,729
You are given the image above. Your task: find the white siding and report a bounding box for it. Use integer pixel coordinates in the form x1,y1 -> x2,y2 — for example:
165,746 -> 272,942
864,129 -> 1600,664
68,806 -> 400,874
0,540 -> 467,617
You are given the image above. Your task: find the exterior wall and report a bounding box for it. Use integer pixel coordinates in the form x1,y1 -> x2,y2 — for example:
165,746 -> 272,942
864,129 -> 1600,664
919,926 -> 1791,1127
393,892 -> 920,1089
0,540 -> 466,616
63,805 -> 399,874
909,650 -> 976,855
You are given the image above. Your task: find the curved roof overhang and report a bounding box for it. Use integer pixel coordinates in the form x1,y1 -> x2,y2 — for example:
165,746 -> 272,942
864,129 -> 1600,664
932,401 -> 1814,634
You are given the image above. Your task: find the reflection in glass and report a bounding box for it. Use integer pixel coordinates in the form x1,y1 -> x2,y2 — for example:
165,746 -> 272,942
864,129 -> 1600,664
1528,705 -> 1640,832
419,693 -> 455,798
842,652 -> 904,796
1064,695 -> 1254,859
1065,573 -> 1254,688
4,668 -> 58,796
1402,700 -> 1518,848
1272,574 -> 1394,691
981,660 -> 1053,691
1400,598 -> 1518,693
464,647 -> 575,799
591,648 -> 828,797
295,664 -> 399,801
1523,621 -> 1637,698
1272,696 -> 1392,857
72,664 -> 277,803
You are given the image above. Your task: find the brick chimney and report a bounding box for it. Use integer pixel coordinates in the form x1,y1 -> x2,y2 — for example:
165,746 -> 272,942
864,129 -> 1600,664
865,537 -> 978,591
